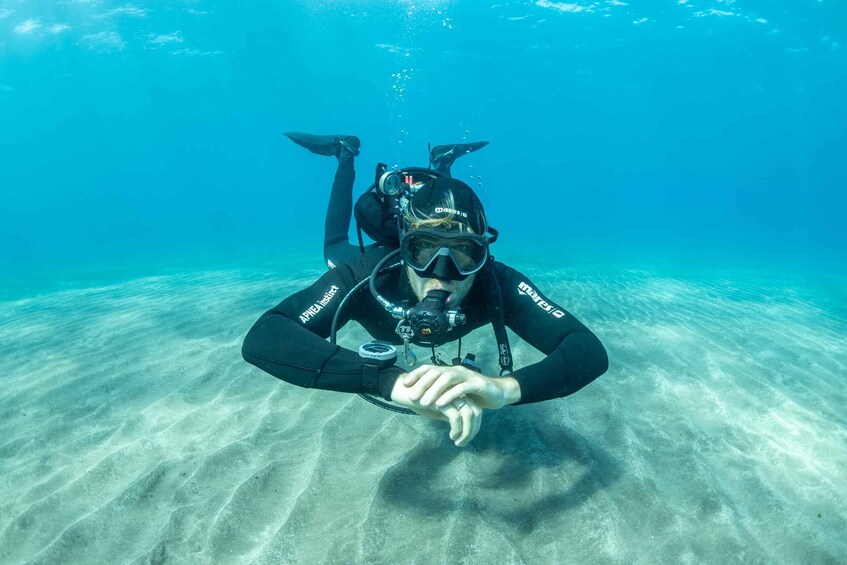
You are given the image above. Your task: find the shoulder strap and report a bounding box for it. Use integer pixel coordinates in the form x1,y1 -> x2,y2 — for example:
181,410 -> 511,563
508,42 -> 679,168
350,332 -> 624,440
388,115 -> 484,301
480,258 -> 513,375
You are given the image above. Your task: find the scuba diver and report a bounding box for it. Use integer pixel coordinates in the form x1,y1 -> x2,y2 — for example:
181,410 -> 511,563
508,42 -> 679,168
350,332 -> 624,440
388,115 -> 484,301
241,132 -> 609,447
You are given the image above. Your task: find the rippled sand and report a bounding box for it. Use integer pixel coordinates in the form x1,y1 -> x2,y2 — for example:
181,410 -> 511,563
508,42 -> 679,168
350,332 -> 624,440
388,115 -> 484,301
1,260 -> 845,564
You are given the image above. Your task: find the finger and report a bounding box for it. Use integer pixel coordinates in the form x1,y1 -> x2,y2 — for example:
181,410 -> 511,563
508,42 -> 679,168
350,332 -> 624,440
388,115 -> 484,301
408,367 -> 445,401
445,407 -> 462,442
458,399 -> 483,447
470,403 -> 482,441
455,403 -> 476,447
434,381 -> 474,408
410,407 -> 448,421
403,364 -> 432,387
420,371 -> 462,406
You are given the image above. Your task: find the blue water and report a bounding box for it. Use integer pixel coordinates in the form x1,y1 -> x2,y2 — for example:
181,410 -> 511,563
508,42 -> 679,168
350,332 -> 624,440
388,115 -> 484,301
2,0 -> 845,283
2,1 -> 846,563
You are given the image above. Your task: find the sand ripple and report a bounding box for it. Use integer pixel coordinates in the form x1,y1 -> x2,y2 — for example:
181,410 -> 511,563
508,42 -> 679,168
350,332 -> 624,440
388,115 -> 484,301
0,261 -> 845,564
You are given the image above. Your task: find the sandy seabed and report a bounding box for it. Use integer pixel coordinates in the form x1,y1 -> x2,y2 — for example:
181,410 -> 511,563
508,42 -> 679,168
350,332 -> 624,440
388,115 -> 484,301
1,258 -> 845,564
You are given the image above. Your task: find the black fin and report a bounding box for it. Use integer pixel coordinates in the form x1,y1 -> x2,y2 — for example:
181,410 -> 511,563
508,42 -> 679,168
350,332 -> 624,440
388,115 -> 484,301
284,132 -> 361,158
430,141 -> 489,176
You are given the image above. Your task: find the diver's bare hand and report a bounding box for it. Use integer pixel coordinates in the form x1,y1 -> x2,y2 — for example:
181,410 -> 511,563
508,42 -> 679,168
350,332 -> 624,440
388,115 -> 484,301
391,377 -> 483,446
389,378 -> 446,420
403,364 -> 521,410
440,396 -> 482,447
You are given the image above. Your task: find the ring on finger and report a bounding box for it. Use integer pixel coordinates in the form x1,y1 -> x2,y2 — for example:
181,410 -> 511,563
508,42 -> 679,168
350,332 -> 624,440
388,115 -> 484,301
452,399 -> 467,410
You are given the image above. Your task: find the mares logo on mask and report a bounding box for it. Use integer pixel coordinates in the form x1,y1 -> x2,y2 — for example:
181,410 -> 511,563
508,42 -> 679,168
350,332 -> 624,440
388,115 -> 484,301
434,207 -> 468,218
299,285 -> 339,324
517,282 -> 566,319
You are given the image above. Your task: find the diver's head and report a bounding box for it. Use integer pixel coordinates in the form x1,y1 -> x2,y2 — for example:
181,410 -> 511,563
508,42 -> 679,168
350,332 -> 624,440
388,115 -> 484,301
400,177 -> 491,305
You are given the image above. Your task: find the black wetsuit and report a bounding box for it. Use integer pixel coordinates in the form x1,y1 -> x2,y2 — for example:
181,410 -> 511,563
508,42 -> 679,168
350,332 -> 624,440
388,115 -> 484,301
242,247 -> 609,405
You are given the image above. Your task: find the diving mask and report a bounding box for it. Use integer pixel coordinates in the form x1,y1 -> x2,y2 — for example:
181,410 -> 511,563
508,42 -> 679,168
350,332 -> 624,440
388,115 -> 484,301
400,228 -> 489,280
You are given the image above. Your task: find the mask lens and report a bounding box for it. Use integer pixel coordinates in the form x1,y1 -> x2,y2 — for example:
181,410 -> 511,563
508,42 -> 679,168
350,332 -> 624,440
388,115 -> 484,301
451,239 -> 486,271
402,232 -> 488,274
405,234 -> 442,269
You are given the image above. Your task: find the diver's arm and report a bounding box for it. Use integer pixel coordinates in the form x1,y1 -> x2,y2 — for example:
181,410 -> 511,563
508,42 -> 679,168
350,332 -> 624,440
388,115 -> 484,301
241,263 -> 402,400
240,268 -> 478,438
242,314 -> 403,400
498,265 -> 609,404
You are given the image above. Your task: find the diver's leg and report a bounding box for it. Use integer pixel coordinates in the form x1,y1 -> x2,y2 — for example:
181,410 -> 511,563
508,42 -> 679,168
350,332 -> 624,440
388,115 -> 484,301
430,140 -> 489,178
323,156 -> 360,268
284,132 -> 362,269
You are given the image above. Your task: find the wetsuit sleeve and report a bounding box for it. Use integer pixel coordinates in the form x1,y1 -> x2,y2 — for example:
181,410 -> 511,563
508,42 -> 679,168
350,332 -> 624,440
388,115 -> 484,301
497,264 -> 609,404
241,259 -> 402,400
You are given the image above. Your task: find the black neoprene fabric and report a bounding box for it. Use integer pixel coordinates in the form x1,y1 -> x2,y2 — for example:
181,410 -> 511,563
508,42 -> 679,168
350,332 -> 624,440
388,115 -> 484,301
242,247 -> 608,405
